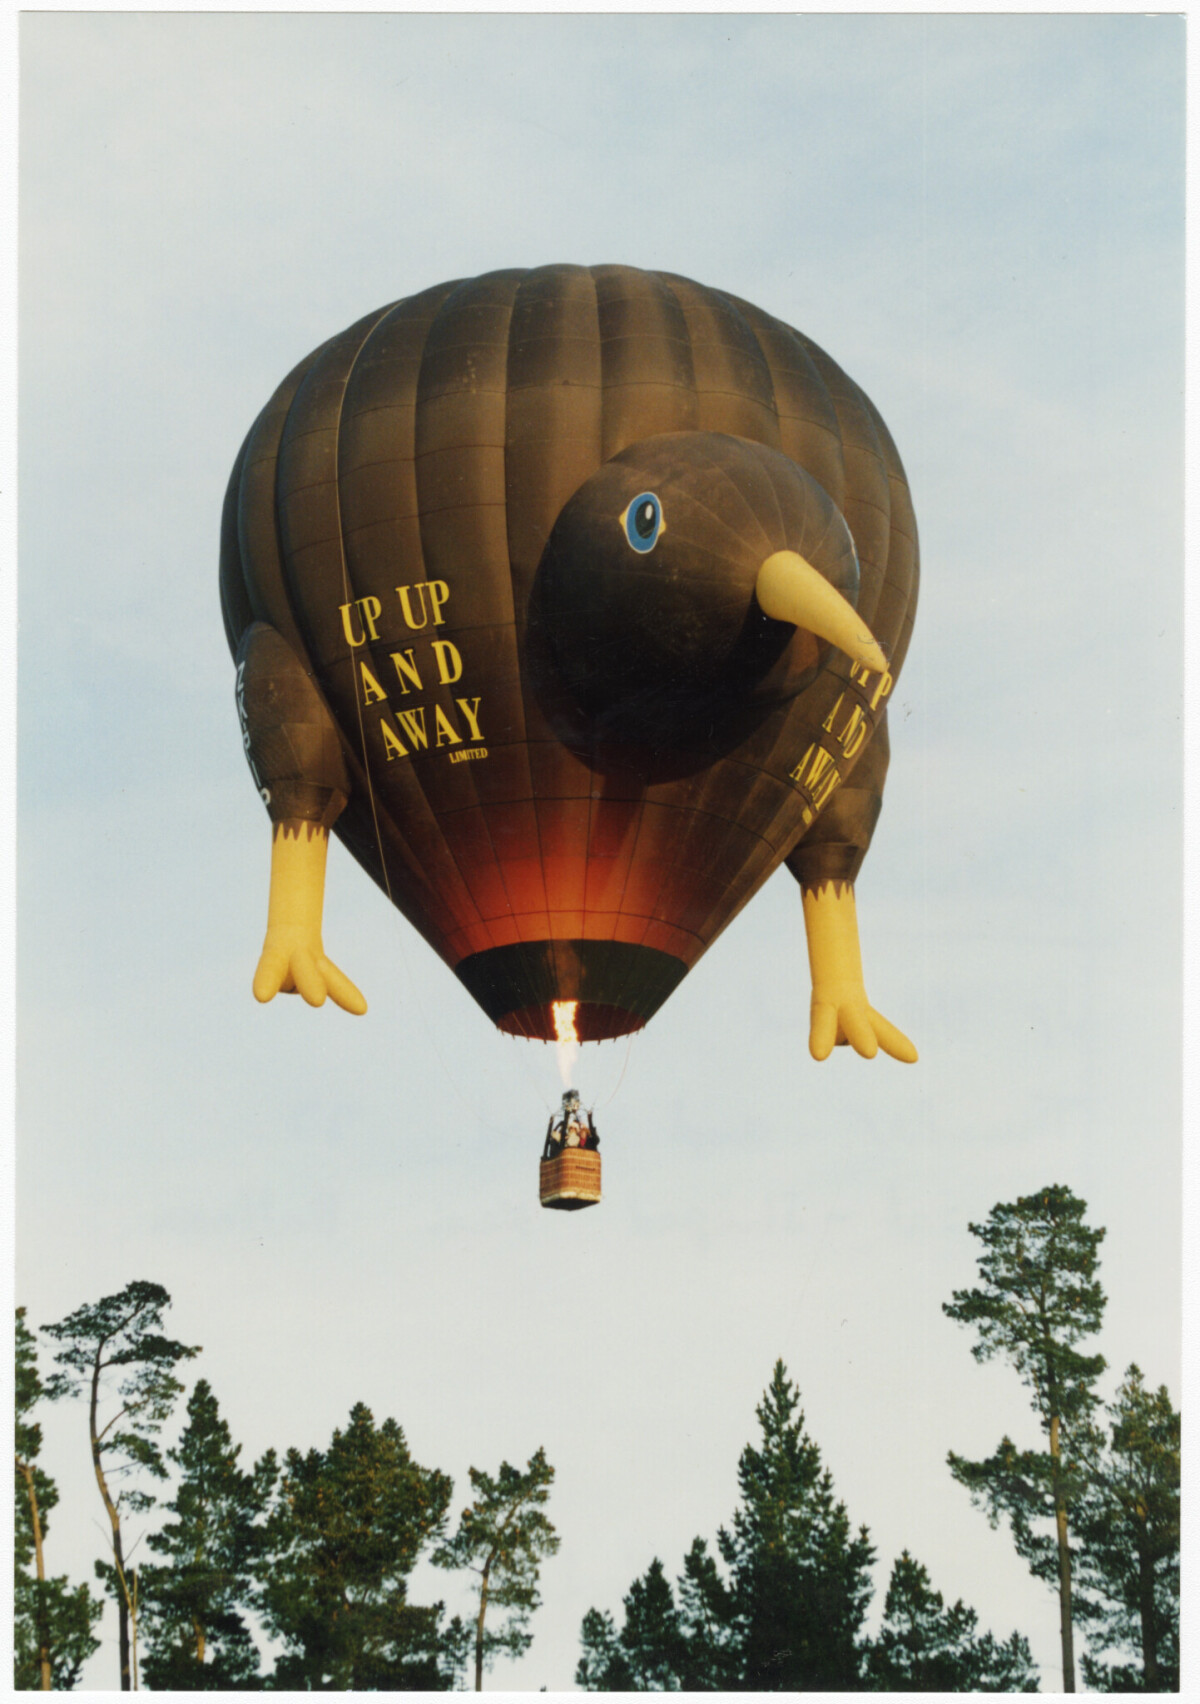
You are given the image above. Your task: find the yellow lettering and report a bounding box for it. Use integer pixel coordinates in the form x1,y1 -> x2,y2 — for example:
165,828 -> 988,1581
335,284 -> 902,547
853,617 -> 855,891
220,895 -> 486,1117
850,661 -> 893,712
427,580 -> 451,626
389,648 -> 424,695
380,719 -> 408,761
822,694 -> 846,735
455,696 -> 484,741
359,662 -> 388,706
396,706 -> 430,751
339,600 -> 368,648
396,583 -> 430,631
434,705 -> 463,747
432,640 -> 463,685
839,703 -> 868,761
789,741 -> 841,810
348,596 -> 383,644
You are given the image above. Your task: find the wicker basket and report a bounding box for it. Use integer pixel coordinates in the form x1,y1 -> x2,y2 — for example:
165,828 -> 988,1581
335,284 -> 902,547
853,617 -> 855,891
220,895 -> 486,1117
539,1149 -> 602,1211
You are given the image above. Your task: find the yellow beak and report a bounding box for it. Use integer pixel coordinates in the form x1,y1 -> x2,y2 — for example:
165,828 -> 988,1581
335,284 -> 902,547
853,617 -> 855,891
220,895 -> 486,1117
755,550 -> 888,675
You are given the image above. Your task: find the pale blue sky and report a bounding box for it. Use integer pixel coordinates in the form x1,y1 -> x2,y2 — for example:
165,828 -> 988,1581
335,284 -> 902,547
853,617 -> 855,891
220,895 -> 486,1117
16,11 -> 1184,1690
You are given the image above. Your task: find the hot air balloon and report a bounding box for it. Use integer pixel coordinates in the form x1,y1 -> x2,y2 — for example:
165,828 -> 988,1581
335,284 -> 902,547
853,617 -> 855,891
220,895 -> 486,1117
221,265 -> 918,1067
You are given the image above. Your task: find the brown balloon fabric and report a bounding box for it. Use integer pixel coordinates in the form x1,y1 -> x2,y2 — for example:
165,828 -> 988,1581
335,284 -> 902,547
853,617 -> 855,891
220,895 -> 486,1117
221,265 -> 919,1041
235,622 -> 350,832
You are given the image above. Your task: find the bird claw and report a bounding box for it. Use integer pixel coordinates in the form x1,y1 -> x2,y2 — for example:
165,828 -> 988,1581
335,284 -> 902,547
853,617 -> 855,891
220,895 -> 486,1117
253,929 -> 367,1015
810,989 -> 917,1063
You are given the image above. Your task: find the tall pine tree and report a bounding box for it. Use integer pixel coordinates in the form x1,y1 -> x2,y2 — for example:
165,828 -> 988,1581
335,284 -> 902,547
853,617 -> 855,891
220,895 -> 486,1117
138,1378 -> 274,1690
42,1282 -> 199,1691
1073,1366 -> 1180,1691
14,1309 -> 103,1690
944,1185 -> 1106,1693
433,1447 -> 559,1689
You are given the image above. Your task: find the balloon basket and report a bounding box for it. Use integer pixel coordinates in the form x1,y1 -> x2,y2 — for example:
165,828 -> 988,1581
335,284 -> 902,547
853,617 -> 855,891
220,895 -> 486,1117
539,1150 -> 601,1211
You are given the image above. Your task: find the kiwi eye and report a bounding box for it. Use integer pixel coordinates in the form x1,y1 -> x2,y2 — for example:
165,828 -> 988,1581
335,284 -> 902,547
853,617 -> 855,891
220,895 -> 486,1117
623,492 -> 663,553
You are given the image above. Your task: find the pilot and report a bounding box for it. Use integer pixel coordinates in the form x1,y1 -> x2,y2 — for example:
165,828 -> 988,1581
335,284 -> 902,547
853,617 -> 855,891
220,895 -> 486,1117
563,1090 -> 586,1148
542,1088 -> 600,1156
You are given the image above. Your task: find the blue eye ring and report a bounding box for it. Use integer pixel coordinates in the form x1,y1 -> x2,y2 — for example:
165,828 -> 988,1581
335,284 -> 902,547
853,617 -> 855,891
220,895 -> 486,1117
622,492 -> 663,553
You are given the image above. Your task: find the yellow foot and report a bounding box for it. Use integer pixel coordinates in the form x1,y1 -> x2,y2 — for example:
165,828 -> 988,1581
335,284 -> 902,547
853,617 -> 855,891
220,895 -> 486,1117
253,929 -> 367,1014
802,881 -> 916,1063
809,992 -> 917,1062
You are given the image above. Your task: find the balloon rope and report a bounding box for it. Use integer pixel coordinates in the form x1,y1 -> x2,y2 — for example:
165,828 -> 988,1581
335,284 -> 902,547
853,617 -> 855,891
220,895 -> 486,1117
596,1031 -> 636,1111
512,1041 -> 556,1114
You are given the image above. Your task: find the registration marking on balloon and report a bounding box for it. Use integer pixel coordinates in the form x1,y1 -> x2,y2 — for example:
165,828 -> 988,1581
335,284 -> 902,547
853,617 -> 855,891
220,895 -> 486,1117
335,581 -> 489,766
788,661 -> 893,827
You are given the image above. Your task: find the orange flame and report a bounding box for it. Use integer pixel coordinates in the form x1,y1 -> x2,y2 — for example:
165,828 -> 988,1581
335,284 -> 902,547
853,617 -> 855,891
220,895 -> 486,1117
552,999 -> 580,1086
552,1000 -> 579,1045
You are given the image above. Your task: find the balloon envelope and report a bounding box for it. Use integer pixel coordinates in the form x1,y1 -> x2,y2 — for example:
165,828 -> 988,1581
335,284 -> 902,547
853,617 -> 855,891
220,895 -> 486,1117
221,265 -> 918,1040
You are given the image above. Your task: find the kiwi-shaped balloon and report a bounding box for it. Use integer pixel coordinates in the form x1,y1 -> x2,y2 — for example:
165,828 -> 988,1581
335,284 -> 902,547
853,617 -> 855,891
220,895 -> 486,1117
221,264 -> 918,1059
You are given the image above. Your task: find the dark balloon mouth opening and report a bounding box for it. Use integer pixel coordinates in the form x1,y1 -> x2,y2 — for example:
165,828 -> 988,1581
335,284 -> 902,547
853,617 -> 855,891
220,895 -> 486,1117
497,1002 -> 646,1043
454,938 -> 689,1040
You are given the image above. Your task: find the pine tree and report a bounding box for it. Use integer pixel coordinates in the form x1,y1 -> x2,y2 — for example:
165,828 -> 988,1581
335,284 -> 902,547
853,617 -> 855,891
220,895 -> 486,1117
138,1378 -> 274,1690
718,1360 -> 875,1689
944,1185 -> 1106,1692
675,1537 -> 739,1689
433,1447 -> 560,1689
257,1402 -> 457,1690
576,1607 -> 630,1690
577,1363 -> 874,1691
14,1309 -> 103,1690
42,1282 -> 199,1690
575,1559 -> 688,1690
863,1551 -> 1039,1691
1073,1366 -> 1180,1691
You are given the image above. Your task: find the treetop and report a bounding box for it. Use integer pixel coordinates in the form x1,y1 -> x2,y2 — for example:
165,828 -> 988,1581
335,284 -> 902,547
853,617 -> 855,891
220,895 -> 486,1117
943,1185 -> 1107,1426
41,1280 -> 200,1391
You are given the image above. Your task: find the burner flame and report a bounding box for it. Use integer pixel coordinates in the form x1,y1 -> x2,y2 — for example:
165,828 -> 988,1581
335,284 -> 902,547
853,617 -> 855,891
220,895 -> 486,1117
552,1000 -> 579,1045
552,1000 -> 580,1085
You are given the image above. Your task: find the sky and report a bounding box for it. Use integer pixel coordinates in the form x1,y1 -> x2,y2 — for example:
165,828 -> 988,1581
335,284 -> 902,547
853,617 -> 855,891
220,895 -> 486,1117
13,8 -> 1186,1693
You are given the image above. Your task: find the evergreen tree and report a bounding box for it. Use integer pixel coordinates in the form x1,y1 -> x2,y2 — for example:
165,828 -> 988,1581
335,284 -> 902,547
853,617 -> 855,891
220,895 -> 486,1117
577,1606 -> 634,1691
944,1185 -> 1106,1692
14,1308 -> 103,1690
138,1378 -> 274,1690
433,1447 -> 560,1689
718,1360 -> 875,1689
257,1402 -> 456,1690
863,1551 -> 1039,1691
675,1537 -> 739,1689
575,1559 -> 688,1690
42,1282 -> 198,1691
1073,1366 -> 1180,1691
578,1363 -> 874,1691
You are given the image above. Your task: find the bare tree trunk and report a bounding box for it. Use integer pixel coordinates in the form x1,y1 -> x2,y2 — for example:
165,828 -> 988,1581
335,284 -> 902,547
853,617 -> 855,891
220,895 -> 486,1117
89,1353 -> 132,1689
1137,1514 -> 1158,1690
131,1569 -> 140,1690
474,1562 -> 490,1691
17,1458 -> 53,1690
193,1616 -> 207,1665
1050,1413 -> 1075,1692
